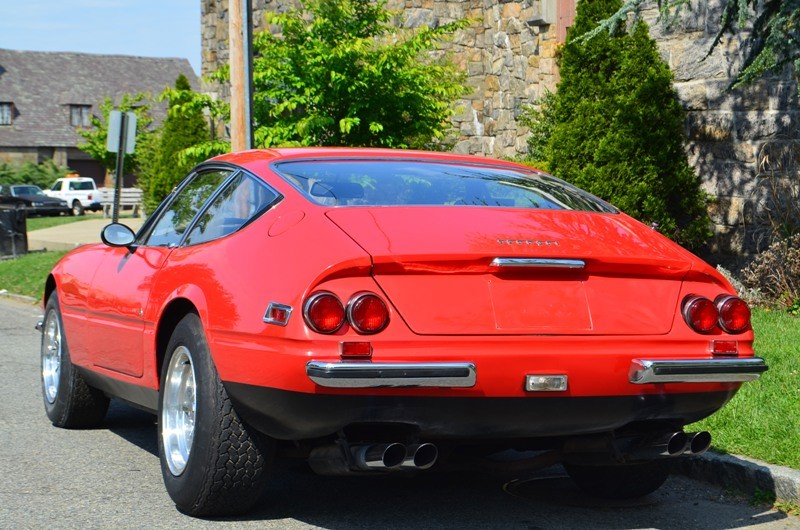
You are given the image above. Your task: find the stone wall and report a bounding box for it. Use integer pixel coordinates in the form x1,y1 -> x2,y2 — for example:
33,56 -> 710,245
641,2 -> 799,255
201,0 -> 563,158
0,148 -> 39,165
0,146 -> 69,166
201,0 -> 800,255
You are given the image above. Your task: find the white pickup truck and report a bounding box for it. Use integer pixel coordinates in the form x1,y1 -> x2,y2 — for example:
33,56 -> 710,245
45,176 -> 103,216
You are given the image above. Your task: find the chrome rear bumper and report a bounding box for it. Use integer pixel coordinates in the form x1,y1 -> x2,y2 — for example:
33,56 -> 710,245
306,361 -> 477,388
629,358 -> 768,384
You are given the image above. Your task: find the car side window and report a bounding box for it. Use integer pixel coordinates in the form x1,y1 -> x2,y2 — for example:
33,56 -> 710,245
185,173 -> 280,246
145,169 -> 232,247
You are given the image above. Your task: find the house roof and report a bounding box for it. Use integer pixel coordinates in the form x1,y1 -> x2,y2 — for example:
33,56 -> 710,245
0,49 -> 198,148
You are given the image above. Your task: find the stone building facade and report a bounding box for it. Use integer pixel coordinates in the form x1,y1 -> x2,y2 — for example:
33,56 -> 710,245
201,0 -> 572,157
201,0 -> 800,255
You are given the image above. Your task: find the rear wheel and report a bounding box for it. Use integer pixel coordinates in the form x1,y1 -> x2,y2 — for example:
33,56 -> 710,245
158,313 -> 274,516
41,293 -> 109,427
564,460 -> 671,499
71,200 -> 84,216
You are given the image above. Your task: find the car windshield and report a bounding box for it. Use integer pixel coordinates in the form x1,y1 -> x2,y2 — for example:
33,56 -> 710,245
273,160 -> 616,213
13,186 -> 44,196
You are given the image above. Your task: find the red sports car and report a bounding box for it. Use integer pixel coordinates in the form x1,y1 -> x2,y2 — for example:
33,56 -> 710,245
39,148 -> 767,516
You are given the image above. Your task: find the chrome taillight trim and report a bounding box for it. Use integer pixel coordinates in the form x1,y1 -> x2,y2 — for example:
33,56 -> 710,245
303,291 -> 345,334
346,292 -> 389,334
682,295 -> 718,334
715,294 -> 751,334
306,361 -> 477,388
491,258 -> 586,269
629,358 -> 768,384
263,302 -> 293,326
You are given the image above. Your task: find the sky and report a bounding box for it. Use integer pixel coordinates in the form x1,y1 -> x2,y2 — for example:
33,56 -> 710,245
0,0 -> 201,75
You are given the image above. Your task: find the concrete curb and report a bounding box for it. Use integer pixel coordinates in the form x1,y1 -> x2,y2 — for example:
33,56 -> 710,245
0,290 -> 38,304
678,451 -> 800,504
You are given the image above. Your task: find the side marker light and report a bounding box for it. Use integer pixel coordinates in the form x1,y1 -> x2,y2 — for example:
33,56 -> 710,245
264,303 -> 292,326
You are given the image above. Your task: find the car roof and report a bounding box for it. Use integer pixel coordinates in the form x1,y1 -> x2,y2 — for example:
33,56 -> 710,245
209,147 -> 537,175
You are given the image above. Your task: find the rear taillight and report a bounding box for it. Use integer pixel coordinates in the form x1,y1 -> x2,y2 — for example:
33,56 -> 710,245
347,293 -> 389,334
303,292 -> 345,333
715,295 -> 751,334
682,295 -> 718,334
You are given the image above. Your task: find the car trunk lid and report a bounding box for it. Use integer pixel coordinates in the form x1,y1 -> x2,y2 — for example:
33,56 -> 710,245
326,207 -> 694,335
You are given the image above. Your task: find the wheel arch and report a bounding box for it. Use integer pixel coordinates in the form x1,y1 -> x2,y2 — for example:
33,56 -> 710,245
155,298 -> 200,383
43,274 -> 57,305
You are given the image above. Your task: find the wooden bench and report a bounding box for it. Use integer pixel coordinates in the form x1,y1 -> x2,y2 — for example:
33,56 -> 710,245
98,188 -> 145,218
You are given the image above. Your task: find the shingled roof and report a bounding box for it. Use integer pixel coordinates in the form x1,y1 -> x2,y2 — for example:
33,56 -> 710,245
0,49 -> 198,148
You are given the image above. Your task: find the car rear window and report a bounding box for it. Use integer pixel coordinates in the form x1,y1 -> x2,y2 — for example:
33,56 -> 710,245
69,181 -> 95,190
273,159 -> 616,213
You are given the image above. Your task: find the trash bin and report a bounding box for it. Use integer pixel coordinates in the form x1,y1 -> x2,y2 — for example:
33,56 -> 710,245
0,206 -> 28,258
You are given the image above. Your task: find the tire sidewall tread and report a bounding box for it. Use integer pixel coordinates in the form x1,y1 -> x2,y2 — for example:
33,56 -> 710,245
41,293 -> 109,428
158,313 -> 273,517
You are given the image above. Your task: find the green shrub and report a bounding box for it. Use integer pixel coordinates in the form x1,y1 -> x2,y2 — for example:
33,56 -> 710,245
0,160 -> 70,189
170,0 -> 470,158
139,74 -> 208,212
522,0 -> 711,251
742,233 -> 800,311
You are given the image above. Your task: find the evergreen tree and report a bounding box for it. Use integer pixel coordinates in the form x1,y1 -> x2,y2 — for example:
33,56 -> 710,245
534,0 -> 710,250
143,74 -> 209,211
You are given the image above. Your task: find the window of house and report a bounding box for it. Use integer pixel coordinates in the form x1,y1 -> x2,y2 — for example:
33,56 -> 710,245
0,103 -> 13,126
70,105 -> 92,127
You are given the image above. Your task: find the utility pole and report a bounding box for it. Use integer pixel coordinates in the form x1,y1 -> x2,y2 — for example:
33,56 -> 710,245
229,0 -> 253,151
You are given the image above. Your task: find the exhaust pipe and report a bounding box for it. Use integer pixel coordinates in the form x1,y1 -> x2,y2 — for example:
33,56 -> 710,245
352,443 -> 407,470
626,431 -> 689,461
308,443 -> 407,475
309,442 -> 440,475
308,444 -> 351,476
401,443 -> 438,470
686,431 -> 712,455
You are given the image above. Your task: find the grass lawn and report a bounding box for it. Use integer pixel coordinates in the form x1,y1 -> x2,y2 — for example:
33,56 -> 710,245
690,309 -> 800,469
26,214 -> 92,232
0,252 -> 797,469
0,250 -> 67,300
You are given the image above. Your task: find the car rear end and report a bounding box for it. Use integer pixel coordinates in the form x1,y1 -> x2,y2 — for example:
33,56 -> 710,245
213,151 -> 765,483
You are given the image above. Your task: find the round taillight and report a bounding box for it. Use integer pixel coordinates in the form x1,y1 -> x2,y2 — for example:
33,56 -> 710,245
347,293 -> 389,334
682,295 -> 718,334
304,292 -> 345,334
716,295 -> 751,334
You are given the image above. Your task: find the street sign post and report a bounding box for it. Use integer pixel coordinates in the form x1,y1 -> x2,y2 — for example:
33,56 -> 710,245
106,111 -> 137,223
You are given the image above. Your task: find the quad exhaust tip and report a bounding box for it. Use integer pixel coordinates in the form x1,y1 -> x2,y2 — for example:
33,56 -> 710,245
308,442 -> 439,475
402,443 -> 438,470
352,443 -> 407,470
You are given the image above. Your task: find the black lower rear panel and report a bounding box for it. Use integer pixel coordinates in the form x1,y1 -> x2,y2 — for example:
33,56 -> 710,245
224,382 -> 736,441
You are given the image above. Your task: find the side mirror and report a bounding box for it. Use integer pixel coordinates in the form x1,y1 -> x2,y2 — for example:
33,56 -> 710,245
101,223 -> 136,248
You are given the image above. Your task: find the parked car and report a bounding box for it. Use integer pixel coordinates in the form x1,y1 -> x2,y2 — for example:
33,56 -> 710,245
0,184 -> 70,216
39,148 -> 767,516
44,175 -> 102,215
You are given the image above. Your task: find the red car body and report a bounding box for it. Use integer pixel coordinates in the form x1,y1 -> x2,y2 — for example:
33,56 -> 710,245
40,148 -> 766,515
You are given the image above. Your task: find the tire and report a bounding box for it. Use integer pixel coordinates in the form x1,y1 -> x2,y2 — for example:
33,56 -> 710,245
41,293 -> 109,428
158,313 -> 274,517
71,200 -> 84,216
564,460 -> 671,499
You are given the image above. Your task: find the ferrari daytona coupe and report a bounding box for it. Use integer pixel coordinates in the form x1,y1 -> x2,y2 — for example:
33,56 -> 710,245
39,148 -> 767,516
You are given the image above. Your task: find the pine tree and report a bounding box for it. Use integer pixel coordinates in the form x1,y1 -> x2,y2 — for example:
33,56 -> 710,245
535,0 -> 711,250
143,74 -> 209,211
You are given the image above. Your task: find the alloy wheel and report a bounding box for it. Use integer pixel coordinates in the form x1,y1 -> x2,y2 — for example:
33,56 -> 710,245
161,346 -> 197,476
